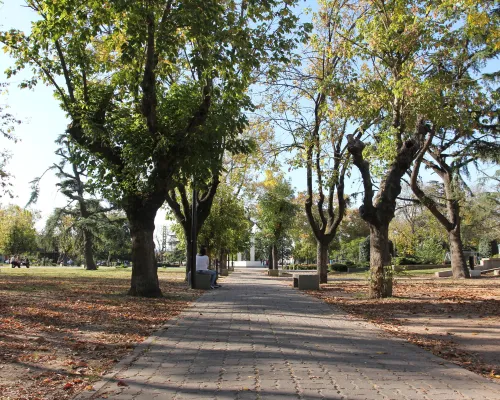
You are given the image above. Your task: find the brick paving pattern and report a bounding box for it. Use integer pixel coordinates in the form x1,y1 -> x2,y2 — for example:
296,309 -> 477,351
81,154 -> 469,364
75,269 -> 500,400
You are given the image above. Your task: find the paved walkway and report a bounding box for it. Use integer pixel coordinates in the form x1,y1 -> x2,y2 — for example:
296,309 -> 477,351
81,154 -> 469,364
76,269 -> 500,400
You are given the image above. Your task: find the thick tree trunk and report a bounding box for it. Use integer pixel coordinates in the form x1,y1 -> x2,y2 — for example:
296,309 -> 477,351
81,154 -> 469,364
369,224 -> 393,298
449,227 -> 470,279
220,250 -> 227,270
317,241 -> 329,284
126,205 -> 162,297
83,229 -> 97,270
271,244 -> 278,270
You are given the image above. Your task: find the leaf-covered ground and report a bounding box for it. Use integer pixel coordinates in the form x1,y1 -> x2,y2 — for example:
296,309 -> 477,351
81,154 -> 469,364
0,267 -> 202,400
309,273 -> 500,381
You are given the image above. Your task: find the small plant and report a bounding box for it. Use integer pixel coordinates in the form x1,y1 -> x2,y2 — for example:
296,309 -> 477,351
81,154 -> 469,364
392,256 -> 419,266
328,263 -> 348,272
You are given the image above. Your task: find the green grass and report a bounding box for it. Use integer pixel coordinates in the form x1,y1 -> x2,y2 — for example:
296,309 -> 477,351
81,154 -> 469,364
0,266 -> 185,279
328,267 -> 442,280
397,268 -> 442,276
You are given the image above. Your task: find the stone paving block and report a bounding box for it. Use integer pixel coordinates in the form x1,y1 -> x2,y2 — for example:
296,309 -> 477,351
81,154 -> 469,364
76,269 -> 500,400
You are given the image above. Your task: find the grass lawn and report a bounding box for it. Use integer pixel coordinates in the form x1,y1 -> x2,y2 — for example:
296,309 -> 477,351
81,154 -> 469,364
311,272 -> 500,381
0,266 -> 202,400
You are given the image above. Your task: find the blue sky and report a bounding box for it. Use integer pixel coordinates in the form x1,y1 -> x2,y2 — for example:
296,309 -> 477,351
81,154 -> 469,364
0,1 -> 69,229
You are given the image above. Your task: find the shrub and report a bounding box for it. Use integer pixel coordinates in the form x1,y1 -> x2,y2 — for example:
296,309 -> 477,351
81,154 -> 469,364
292,264 -> 317,270
329,263 -> 348,272
479,239 -> 498,258
414,239 -> 445,264
392,256 -> 420,266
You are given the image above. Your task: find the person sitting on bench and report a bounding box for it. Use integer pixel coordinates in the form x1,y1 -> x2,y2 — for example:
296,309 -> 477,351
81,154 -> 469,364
196,247 -> 220,289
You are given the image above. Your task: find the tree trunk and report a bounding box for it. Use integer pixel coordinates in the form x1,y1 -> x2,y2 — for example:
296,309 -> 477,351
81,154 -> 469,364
126,205 -> 162,297
184,238 -> 193,281
268,247 -> 273,270
369,224 -> 393,298
271,244 -> 279,270
317,241 -> 329,284
83,229 -> 97,270
449,227 -> 470,279
220,250 -> 227,270
107,251 -> 112,266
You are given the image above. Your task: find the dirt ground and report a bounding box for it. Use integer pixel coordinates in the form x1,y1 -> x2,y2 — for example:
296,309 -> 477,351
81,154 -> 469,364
309,273 -> 500,380
0,267 -> 202,400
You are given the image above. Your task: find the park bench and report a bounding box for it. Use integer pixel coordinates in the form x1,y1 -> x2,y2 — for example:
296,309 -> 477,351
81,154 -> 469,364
292,273 -> 319,290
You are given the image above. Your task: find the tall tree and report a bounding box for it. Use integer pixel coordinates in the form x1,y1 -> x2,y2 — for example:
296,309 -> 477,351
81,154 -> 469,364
165,117 -> 282,276
94,211 -> 131,265
256,173 -> 298,269
30,135 -> 116,270
40,210 -> 78,264
342,0 -> 442,297
198,184 -> 251,270
0,205 -> 37,256
1,0 -> 307,296
264,0 -> 357,283
410,0 -> 499,278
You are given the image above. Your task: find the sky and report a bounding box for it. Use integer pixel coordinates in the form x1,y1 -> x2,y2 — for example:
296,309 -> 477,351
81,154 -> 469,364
0,1 -> 68,229
0,1 -> 498,233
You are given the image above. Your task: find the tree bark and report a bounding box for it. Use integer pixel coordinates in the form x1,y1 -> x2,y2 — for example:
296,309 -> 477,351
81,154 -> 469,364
449,227 -> 470,278
369,223 -> 393,298
444,179 -> 470,279
83,229 -> 97,270
184,237 -> 193,281
317,241 -> 329,284
271,244 -> 278,270
184,236 -> 193,281
268,246 -> 273,270
220,250 -> 227,270
125,200 -> 162,297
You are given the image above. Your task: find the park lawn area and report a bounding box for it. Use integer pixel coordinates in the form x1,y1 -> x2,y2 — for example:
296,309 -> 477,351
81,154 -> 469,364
0,266 -> 202,400
312,273 -> 500,381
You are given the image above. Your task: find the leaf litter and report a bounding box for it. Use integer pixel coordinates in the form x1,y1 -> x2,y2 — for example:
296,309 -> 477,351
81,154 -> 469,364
307,275 -> 500,381
0,268 -> 202,399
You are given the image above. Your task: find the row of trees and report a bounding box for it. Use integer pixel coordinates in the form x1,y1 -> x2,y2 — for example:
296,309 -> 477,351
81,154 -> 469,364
0,204 -> 131,266
1,0 -> 310,296
1,0 -> 498,298
261,0 -> 499,297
